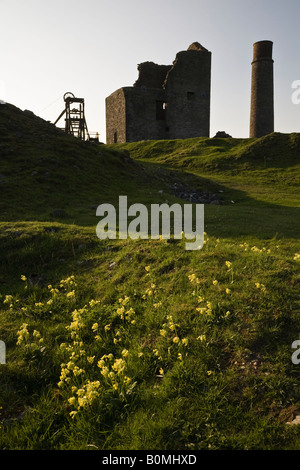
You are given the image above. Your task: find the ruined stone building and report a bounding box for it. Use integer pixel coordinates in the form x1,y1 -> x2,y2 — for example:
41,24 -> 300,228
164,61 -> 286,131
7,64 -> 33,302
106,42 -> 211,144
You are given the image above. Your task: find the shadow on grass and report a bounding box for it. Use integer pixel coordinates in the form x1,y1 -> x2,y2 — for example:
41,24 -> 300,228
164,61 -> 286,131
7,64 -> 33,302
0,160 -> 299,241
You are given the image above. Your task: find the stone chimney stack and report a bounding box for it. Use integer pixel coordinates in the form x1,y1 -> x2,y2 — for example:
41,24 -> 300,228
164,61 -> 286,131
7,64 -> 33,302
250,40 -> 274,138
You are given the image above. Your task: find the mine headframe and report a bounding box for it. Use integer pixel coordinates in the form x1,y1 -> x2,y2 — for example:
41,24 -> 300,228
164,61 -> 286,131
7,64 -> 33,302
54,92 -> 89,140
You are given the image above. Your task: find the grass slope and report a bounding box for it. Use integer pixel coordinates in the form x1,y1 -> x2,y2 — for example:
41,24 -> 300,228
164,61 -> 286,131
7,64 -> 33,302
0,104 -> 300,450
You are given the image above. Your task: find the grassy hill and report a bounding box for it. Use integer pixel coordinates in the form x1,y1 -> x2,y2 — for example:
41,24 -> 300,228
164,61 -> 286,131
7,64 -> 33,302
0,102 -> 300,450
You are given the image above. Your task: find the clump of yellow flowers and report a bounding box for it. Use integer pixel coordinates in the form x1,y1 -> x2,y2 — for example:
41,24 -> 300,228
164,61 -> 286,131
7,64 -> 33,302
12,258 -> 273,421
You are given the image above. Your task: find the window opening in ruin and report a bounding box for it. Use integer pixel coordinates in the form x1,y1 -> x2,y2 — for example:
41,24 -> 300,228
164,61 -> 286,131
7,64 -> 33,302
187,92 -> 195,101
113,131 -> 118,143
156,101 -> 167,120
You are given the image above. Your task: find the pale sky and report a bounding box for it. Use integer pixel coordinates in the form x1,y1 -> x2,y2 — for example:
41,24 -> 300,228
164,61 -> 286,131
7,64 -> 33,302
1,0 -> 300,142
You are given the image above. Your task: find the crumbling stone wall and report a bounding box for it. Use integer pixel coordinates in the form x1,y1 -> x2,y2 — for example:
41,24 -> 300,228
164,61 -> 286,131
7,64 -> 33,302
134,62 -> 172,89
165,44 -> 211,139
106,42 -> 212,143
105,88 -> 126,144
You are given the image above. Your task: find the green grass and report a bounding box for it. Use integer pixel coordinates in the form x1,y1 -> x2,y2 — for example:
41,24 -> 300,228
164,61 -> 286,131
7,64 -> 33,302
110,133 -> 300,207
0,103 -> 300,450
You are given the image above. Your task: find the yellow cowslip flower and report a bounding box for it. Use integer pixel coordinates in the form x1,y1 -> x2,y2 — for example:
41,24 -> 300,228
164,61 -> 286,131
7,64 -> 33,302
225,261 -> 231,269
173,336 -> 180,344
212,280 -> 218,286
70,411 -> 77,418
255,282 -> 260,288
3,295 -> 13,304
68,396 -> 76,406
126,307 -> 135,317
16,323 -> 29,345
117,306 -> 125,318
159,368 -> 164,375
73,367 -> 85,376
182,338 -> 188,347
104,324 -> 111,332
20,275 -> 27,281
207,370 -> 213,376
225,288 -> 231,295
97,359 -> 105,369
138,352 -> 143,358
154,302 -> 162,309
50,288 -> 59,295
33,330 -> 41,339
89,299 -> 100,307
145,266 -> 150,272
47,299 -> 53,305
160,329 -> 167,337
121,349 -> 129,357
177,353 -> 182,361
59,367 -> 70,381
198,296 -> 205,303
66,290 -> 75,298
67,361 -> 75,370
91,323 -> 98,332
188,273 -> 200,284
60,276 -> 76,288
196,307 -> 207,314
225,311 -> 231,317
294,253 -> 300,261
197,335 -> 206,342
94,335 -> 101,341
112,358 -> 126,374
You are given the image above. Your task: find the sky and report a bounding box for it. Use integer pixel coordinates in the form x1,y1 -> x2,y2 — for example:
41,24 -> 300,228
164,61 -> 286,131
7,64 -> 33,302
1,0 -> 300,142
